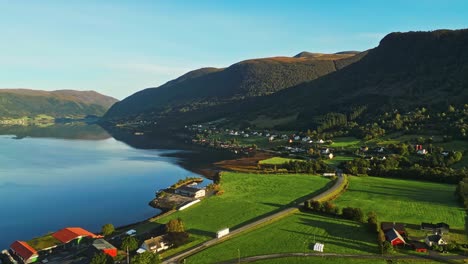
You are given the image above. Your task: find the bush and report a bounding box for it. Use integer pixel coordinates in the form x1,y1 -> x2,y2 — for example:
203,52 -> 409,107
166,218 -> 185,233
101,223 -> 115,236
342,207 -> 364,222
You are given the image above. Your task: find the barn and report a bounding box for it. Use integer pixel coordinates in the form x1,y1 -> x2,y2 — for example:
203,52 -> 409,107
385,228 -> 406,246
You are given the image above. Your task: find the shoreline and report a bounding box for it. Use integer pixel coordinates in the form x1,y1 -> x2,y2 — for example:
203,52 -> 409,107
111,149 -> 273,234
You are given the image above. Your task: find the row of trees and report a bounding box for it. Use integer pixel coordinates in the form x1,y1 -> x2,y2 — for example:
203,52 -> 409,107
343,156 -> 468,184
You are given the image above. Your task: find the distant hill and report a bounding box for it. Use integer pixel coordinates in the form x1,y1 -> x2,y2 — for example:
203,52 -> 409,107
0,89 -> 118,119
104,52 -> 359,119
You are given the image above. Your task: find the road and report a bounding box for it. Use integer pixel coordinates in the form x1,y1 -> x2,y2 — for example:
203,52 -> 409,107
162,172 -> 346,264
218,252 -> 467,263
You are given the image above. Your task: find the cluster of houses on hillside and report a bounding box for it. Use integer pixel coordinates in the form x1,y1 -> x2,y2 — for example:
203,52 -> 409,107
382,221 -> 450,253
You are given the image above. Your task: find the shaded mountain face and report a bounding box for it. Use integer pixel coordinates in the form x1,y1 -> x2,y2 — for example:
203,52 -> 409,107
266,29 -> 468,127
105,29 -> 468,130
0,89 -> 118,118
104,52 -> 359,119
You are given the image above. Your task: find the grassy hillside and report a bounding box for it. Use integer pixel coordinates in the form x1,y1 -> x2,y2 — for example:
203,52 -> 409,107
104,52 -> 359,119
0,89 -> 118,118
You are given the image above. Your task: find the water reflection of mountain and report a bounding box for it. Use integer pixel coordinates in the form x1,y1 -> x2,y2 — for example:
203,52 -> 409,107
0,123 -> 111,140
103,126 -> 236,178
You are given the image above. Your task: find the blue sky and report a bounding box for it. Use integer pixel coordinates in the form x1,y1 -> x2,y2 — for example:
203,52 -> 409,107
0,0 -> 467,99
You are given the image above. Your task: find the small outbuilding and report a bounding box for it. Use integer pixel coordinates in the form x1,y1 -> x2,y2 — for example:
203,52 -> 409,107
412,241 -> 427,253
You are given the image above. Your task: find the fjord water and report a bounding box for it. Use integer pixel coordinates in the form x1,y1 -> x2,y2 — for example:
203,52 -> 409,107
0,125 -> 196,249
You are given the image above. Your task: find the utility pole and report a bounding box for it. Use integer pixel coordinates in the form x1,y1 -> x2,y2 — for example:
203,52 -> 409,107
238,248 -> 240,264
127,246 -> 129,264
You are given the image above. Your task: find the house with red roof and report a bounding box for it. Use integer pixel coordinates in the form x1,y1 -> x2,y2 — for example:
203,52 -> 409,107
92,239 -> 117,258
385,228 -> 406,246
10,241 -> 39,264
52,227 -> 98,246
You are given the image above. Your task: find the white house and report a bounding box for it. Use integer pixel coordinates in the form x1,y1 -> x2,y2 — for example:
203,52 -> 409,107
294,136 -> 301,140
318,139 -> 325,144
139,236 -> 171,253
425,235 -> 447,247
175,186 -> 206,198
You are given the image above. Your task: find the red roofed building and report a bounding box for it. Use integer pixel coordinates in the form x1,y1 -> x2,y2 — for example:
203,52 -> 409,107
10,241 -> 39,263
52,227 -> 98,245
92,239 -> 117,258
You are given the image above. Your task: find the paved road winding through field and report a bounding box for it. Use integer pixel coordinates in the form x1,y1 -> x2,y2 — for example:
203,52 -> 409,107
162,172 -> 346,264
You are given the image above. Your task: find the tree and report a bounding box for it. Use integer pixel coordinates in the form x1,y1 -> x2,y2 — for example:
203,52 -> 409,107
310,201 -> 323,212
382,241 -> 394,254
131,251 -> 160,264
121,236 -> 139,252
323,201 -> 336,214
90,252 -> 114,264
367,211 -> 378,233
101,223 -> 115,236
166,218 -> 185,233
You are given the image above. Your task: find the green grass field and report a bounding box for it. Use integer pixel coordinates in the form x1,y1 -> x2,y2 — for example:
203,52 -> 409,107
144,172 -> 331,257
259,157 -> 304,165
187,212 -> 378,263
330,137 -> 362,148
250,258 -> 440,264
334,176 -> 466,230
325,155 -> 355,167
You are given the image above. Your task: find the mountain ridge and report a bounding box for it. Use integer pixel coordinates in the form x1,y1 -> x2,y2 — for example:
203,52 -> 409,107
0,89 -> 118,118
105,52 -> 360,119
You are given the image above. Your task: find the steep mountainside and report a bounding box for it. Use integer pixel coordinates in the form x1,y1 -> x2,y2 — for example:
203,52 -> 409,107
262,29 -> 468,128
0,89 -> 118,118
104,52 -> 359,119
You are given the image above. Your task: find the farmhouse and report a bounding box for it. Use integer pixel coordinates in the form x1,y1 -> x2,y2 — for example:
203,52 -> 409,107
175,186 -> 206,198
421,222 -> 450,234
425,234 -> 447,247
381,222 -> 406,235
52,227 -> 98,245
10,241 -> 39,264
92,239 -> 117,258
385,228 -> 406,246
139,236 -> 171,253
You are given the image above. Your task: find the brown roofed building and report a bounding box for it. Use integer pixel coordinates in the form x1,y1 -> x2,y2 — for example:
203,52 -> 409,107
10,241 -> 39,264
381,222 -> 406,235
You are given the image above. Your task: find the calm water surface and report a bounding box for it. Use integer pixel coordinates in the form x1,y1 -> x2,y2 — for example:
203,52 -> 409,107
0,126 -> 199,249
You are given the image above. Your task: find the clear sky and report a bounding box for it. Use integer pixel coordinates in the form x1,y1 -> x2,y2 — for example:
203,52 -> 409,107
1,0 -> 467,99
